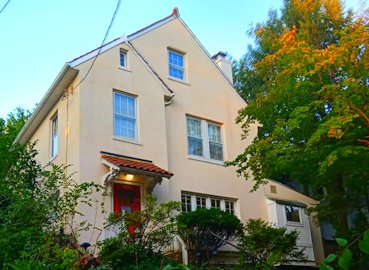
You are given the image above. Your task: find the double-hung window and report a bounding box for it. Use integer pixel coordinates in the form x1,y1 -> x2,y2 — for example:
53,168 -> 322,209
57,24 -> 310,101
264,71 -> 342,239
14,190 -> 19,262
168,50 -> 185,80
51,114 -> 58,158
114,92 -> 137,140
187,116 -> 224,162
187,118 -> 203,156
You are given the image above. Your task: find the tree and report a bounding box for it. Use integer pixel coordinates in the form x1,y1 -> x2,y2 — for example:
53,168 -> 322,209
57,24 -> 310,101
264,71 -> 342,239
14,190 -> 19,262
0,108 -> 31,179
0,142 -> 104,269
238,219 -> 306,268
177,208 -> 242,265
230,0 -> 369,237
98,195 -> 181,269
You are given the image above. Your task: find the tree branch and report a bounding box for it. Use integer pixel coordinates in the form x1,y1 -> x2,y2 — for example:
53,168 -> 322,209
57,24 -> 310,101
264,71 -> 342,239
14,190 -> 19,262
350,103 -> 369,129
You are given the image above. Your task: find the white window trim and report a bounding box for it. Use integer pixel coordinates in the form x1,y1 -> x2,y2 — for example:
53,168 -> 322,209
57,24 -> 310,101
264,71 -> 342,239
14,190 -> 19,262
113,91 -> 139,141
168,49 -> 186,81
119,48 -> 129,70
50,113 -> 58,159
186,116 -> 225,164
284,205 -> 304,226
181,192 -> 237,215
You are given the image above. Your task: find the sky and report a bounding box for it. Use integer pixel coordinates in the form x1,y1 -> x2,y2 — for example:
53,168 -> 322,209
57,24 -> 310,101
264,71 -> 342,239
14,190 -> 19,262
0,0 -> 364,119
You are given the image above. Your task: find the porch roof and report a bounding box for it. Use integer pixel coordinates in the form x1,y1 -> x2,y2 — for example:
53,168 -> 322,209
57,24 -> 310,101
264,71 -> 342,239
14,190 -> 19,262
101,151 -> 173,179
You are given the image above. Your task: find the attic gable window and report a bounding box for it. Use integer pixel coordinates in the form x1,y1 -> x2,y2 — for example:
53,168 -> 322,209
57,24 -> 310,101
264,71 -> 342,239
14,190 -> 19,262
120,49 -> 127,68
168,49 -> 185,80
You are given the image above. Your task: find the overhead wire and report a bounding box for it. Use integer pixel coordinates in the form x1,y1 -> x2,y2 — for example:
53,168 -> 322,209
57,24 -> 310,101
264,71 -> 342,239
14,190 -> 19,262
73,0 -> 122,90
0,0 -> 11,15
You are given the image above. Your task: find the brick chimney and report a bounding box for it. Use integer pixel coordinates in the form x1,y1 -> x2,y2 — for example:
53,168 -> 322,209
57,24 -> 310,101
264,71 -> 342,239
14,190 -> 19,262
212,51 -> 233,84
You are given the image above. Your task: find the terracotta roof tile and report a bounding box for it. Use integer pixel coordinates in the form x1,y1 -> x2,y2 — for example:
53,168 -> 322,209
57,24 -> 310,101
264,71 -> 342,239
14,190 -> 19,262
102,154 -> 173,178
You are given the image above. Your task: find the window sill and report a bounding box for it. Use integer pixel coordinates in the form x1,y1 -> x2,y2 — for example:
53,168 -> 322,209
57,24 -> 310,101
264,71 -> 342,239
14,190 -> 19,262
113,136 -> 142,145
118,66 -> 132,72
168,76 -> 191,86
285,221 -> 304,227
187,155 -> 224,166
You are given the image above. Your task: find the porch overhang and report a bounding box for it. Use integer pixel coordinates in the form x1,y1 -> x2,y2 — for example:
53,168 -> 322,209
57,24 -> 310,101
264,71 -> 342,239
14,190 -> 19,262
101,151 -> 173,192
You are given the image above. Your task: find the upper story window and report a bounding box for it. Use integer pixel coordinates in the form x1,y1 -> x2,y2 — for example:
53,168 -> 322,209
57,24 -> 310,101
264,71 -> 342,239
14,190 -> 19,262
285,205 -> 301,223
168,49 -> 185,80
187,116 -> 224,162
120,49 -> 127,68
51,114 -> 58,158
114,92 -> 137,140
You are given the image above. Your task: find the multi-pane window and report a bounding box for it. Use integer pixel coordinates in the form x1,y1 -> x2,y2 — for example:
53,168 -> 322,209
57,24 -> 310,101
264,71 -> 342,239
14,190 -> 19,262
285,205 -> 301,222
51,115 -> 58,158
181,192 -> 236,215
225,201 -> 234,215
120,49 -> 127,68
187,118 -> 203,156
208,123 -> 223,161
181,194 -> 192,213
187,116 -> 224,161
196,196 -> 206,209
114,92 -> 137,140
168,50 -> 185,80
211,199 -> 221,210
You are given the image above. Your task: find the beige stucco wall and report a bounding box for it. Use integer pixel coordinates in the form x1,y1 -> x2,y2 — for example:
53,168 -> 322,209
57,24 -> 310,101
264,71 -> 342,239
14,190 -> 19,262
29,78 -> 81,181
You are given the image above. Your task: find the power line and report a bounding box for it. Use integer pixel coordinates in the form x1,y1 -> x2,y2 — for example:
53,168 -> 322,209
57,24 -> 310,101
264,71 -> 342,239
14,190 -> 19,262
0,0 -> 11,15
73,0 -> 122,89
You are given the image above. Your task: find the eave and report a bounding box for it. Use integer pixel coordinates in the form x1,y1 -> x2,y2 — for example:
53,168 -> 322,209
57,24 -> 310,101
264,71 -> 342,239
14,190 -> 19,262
15,64 -> 78,144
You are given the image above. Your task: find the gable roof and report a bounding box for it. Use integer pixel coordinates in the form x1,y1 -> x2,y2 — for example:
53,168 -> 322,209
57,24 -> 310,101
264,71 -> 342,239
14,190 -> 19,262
68,8 -> 179,68
15,7 -> 244,144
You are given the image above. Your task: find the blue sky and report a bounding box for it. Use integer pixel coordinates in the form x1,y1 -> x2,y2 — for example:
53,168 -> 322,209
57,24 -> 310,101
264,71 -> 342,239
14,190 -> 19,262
0,0 -> 362,119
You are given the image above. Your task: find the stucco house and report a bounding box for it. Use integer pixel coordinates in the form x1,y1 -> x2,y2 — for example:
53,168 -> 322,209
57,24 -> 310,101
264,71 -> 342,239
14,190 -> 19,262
15,8 -> 324,267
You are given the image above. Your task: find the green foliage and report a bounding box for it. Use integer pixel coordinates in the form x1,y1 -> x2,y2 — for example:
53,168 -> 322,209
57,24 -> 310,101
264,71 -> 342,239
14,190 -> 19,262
0,141 -> 105,268
98,195 -> 181,269
177,208 -> 242,265
238,219 -> 306,268
230,0 -> 369,236
320,229 -> 369,269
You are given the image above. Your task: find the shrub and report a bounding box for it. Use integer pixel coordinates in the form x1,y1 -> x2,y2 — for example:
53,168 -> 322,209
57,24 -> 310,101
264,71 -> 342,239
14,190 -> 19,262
177,208 -> 242,265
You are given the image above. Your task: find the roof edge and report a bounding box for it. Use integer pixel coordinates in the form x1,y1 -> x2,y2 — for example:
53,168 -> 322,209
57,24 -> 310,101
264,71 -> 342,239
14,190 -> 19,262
15,64 -> 78,144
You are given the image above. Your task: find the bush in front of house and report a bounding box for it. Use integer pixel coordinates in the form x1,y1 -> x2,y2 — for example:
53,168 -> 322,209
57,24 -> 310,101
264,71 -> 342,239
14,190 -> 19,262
177,208 -> 242,265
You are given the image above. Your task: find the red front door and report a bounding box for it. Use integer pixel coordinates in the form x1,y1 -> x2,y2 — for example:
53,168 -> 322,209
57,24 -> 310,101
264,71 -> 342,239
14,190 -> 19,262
113,183 -> 141,234
113,183 -> 141,215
